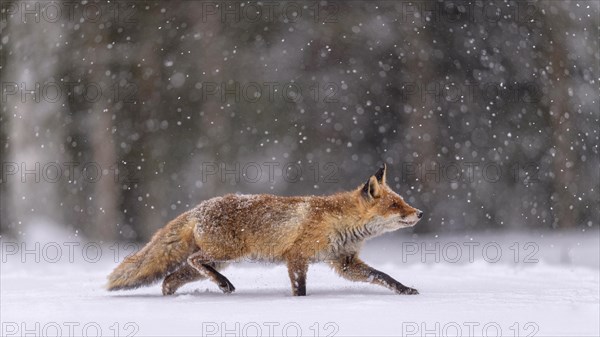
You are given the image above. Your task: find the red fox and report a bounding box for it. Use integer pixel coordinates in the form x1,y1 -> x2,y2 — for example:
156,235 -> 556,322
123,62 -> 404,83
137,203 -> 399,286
107,164 -> 423,296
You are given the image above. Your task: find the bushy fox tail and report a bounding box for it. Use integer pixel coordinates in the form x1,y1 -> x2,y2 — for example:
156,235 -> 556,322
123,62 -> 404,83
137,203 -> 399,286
107,212 -> 197,291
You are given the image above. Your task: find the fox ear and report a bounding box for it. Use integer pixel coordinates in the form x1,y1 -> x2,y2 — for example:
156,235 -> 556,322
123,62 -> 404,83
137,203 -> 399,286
374,164 -> 387,185
361,176 -> 382,200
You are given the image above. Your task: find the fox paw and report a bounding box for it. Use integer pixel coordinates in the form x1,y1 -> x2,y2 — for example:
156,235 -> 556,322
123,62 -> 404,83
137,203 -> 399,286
219,282 -> 236,294
396,287 -> 419,295
162,284 -> 176,296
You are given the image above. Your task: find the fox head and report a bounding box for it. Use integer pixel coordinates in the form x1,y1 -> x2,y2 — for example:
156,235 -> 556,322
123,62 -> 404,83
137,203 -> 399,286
356,164 -> 423,233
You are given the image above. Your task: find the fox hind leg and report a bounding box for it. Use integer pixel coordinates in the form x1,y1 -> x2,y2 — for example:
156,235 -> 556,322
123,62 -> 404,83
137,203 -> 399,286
162,264 -> 204,295
187,251 -> 236,294
162,262 -> 230,295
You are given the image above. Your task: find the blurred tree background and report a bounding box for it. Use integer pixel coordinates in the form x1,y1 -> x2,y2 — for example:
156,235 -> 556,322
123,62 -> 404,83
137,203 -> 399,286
1,0 -> 598,242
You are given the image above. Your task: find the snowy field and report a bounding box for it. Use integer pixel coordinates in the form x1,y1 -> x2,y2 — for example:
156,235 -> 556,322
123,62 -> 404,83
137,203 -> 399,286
2,227 -> 599,336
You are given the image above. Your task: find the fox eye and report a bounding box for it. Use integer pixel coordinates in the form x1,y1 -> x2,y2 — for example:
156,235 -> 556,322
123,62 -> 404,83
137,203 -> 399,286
391,202 -> 400,209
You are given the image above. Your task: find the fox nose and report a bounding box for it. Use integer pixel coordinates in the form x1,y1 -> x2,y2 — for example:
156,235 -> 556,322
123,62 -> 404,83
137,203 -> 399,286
417,211 -> 423,219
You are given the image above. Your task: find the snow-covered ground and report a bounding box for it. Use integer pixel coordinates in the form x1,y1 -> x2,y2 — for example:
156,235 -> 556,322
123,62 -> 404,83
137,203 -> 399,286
2,228 -> 599,336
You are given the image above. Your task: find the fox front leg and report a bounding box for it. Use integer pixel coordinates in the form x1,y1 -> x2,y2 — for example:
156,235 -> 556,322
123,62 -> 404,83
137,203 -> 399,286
286,258 -> 308,296
332,254 -> 418,295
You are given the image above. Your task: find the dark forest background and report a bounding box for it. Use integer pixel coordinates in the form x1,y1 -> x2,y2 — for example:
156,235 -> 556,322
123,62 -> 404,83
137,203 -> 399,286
1,0 -> 598,242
